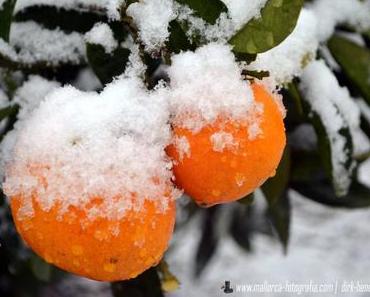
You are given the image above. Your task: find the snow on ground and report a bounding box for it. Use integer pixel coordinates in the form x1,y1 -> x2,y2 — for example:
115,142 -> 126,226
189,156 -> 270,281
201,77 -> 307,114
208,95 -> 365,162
167,191 -> 370,297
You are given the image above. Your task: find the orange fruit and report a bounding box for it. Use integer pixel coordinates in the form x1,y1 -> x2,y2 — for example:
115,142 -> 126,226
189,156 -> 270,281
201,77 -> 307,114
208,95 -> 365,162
10,191 -> 175,281
166,83 -> 286,206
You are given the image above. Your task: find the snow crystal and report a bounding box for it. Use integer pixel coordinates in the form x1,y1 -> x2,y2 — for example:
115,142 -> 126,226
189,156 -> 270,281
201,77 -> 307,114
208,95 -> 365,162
358,158 -> 370,189
9,22 -> 86,66
85,23 -> 118,54
13,75 -> 60,120
210,131 -> 238,152
3,77 -> 178,222
300,60 -> 357,196
15,0 -> 123,20
249,9 -> 319,86
167,43 -> 257,133
127,0 -> 176,52
173,135 -> 191,161
310,0 -> 370,42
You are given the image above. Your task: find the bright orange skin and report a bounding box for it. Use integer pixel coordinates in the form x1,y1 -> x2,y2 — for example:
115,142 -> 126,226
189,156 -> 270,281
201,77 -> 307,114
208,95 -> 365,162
166,83 -> 286,206
10,196 -> 175,281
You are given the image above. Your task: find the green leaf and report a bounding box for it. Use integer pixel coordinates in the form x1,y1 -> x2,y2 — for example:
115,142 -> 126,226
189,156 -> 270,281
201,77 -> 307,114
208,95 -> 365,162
292,180 -> 370,209
86,43 -> 131,84
237,192 -> 254,206
328,34 -> 370,104
15,5 -> 106,34
0,104 -> 18,121
175,0 -> 228,24
229,0 -> 304,54
229,204 -> 253,251
167,20 -> 194,54
0,0 -> 16,41
262,147 -> 291,251
195,206 -> 220,276
111,267 -> 164,297
30,254 -> 52,282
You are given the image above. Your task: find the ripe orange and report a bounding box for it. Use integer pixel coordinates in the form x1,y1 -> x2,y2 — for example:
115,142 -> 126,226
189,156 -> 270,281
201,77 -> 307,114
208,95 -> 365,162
10,193 -> 175,281
166,83 -> 286,206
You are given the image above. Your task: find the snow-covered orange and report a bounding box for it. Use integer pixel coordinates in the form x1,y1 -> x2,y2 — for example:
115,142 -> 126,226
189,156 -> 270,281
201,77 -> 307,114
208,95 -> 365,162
10,194 -> 175,281
166,83 -> 286,206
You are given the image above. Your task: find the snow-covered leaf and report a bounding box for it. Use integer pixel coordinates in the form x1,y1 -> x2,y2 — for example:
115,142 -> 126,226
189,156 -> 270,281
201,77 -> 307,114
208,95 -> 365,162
175,0 -> 228,25
328,34 -> 370,105
111,267 -> 164,297
229,0 -> 304,54
0,0 -> 16,41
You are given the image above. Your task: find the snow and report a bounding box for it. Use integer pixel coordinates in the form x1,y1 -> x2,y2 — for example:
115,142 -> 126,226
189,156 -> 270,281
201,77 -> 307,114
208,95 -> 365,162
168,190 -> 370,297
222,0 -> 268,31
3,77 -> 179,223
0,38 -> 18,62
127,0 -> 176,52
0,88 -> 8,108
13,75 -> 60,120
173,135 -> 191,162
167,43 -> 258,133
73,68 -> 102,91
210,131 -> 238,153
310,0 -> 370,42
0,0 -> 5,10
358,158 -> 370,188
9,22 -> 86,66
15,0 -> 123,20
85,23 -> 118,54
299,60 -> 357,196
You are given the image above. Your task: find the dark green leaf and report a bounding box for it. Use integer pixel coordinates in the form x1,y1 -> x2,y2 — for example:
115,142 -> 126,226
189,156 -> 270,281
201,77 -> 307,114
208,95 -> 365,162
167,20 -> 194,54
265,193 -> 290,253
175,0 -> 228,24
111,267 -> 164,297
29,254 -> 52,282
262,147 -> 291,251
229,204 -> 253,251
292,180 -> 370,208
230,0 -> 304,54
86,43 -> 131,84
194,206 -> 219,276
0,0 -> 16,41
0,104 -> 18,121
15,5 -> 106,33
328,34 -> 370,104
237,193 -> 254,206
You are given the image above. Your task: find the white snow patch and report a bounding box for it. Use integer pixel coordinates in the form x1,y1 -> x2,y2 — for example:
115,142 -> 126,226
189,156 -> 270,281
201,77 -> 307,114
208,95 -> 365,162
85,23 -> 118,54
167,43 -> 257,133
310,0 -> 370,42
127,0 -> 176,52
358,158 -> 370,189
9,21 -> 86,66
0,88 -> 8,108
173,135 -> 191,162
74,68 -> 102,91
210,131 -> 238,152
0,38 -> 18,61
3,77 -> 178,223
13,75 -> 60,120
